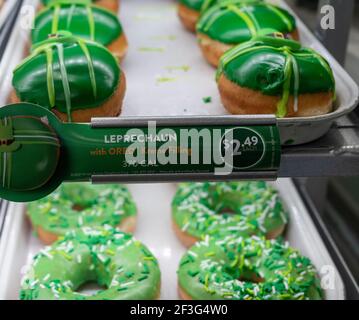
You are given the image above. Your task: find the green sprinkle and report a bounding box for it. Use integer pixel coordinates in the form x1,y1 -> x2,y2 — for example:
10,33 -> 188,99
202,96 -> 212,104
117,287 -> 128,291
156,77 -> 177,84
105,249 -> 115,256
151,35 -> 177,41
204,252 -> 215,257
144,256 -> 155,261
56,251 -> 73,261
138,47 -> 164,53
187,270 -> 199,277
142,263 -> 150,274
165,65 -> 190,72
138,275 -> 148,282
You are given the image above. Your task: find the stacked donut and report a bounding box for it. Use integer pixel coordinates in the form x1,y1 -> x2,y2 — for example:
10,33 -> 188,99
177,0 -> 336,118
173,181 -> 324,300
11,0 -> 128,122
18,0 -> 162,301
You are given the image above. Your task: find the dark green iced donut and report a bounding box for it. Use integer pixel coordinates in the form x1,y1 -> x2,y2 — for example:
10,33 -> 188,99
179,0 -> 261,13
33,0 -> 124,47
179,0 -> 204,12
217,35 -> 335,117
0,115 -> 60,192
197,2 -> 297,44
172,182 -> 288,247
178,0 -> 262,32
178,234 -> 323,300
27,183 -> 137,243
41,0 -> 119,13
12,32 -> 122,122
20,226 -> 161,300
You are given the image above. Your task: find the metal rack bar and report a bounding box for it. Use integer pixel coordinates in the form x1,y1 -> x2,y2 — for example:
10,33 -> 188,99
279,114 -> 359,177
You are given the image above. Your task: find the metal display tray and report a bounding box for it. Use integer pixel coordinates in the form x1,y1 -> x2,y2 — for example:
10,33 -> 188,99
0,0 -> 357,146
0,179 -> 345,300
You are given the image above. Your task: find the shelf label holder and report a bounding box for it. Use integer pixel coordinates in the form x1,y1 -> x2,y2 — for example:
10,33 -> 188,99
0,104 -> 281,202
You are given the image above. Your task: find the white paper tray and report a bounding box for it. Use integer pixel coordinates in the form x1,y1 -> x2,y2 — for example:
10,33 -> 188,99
0,0 -> 358,145
0,179 -> 345,300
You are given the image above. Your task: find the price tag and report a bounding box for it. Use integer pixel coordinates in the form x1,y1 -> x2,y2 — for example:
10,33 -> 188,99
0,104 -> 281,202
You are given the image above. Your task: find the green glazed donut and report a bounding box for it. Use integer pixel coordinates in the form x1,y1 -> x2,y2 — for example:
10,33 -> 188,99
41,0 -> 120,13
180,0 -> 261,13
200,0 -> 262,13
172,182 -> 288,247
178,0 -> 261,32
20,226 -> 161,300
0,115 -> 60,192
27,183 -> 137,244
217,35 -> 335,117
178,234 -> 323,300
33,1 -> 127,60
179,0 -> 206,12
12,32 -> 125,123
196,2 -> 298,66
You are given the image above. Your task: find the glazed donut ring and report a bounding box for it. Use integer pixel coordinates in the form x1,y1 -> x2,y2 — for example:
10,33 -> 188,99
27,183 -> 137,245
178,234 -> 323,300
20,226 -> 161,300
172,182 -> 288,248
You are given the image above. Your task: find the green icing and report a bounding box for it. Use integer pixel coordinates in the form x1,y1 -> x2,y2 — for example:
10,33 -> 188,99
20,226 -> 161,300
179,0 -> 205,11
180,0 -> 262,13
33,1 -> 123,47
13,33 -> 120,121
178,234 -> 323,300
197,2 -> 297,44
0,116 -> 60,191
202,0 -> 263,13
27,183 -> 137,237
217,36 -> 336,117
172,182 -> 288,240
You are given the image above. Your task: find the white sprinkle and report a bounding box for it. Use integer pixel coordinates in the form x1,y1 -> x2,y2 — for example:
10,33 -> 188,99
121,281 -> 135,288
43,274 -> 51,282
293,292 -> 305,298
181,222 -> 190,232
188,251 -> 198,258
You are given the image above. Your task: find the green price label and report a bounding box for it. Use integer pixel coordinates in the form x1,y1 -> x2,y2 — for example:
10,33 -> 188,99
0,104 -> 281,202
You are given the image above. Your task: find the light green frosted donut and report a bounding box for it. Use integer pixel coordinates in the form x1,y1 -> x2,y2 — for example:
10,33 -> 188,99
20,226 -> 161,300
172,182 -> 288,246
178,234 -> 323,300
27,183 -> 137,242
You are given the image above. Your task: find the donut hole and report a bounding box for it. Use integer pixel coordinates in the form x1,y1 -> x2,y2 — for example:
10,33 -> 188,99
218,208 -> 236,216
76,281 -> 107,296
225,265 -> 265,284
72,204 -> 86,212
239,273 -> 265,284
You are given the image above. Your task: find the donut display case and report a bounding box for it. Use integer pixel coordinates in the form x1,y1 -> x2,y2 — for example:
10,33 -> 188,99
0,181 -> 346,299
0,0 -> 358,302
